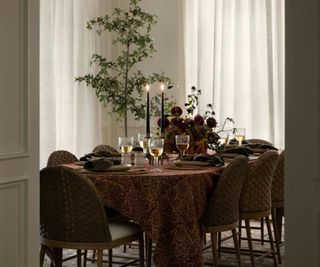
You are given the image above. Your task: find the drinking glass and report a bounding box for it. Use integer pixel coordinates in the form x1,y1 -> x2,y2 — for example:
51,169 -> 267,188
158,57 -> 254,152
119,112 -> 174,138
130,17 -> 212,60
218,131 -> 229,145
148,138 -> 164,172
138,133 -> 148,154
118,137 -> 134,154
175,135 -> 190,155
234,128 -> 246,146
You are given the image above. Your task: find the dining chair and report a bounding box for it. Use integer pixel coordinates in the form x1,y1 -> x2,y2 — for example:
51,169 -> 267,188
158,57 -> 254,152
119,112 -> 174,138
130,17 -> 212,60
203,155 -> 248,266
47,150 -> 79,167
40,166 -> 145,267
239,150 -> 279,267
92,144 -> 119,154
271,150 -> 284,264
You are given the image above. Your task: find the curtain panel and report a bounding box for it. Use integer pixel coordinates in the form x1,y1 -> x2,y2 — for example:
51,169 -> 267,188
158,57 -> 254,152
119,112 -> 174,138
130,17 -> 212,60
40,0 -> 110,167
183,0 -> 285,148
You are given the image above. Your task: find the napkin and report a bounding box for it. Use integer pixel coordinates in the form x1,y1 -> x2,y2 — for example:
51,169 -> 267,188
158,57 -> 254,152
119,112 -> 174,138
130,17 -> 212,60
80,151 -> 122,165
243,143 -> 278,151
223,146 -> 253,157
83,158 -> 113,171
180,154 -> 225,167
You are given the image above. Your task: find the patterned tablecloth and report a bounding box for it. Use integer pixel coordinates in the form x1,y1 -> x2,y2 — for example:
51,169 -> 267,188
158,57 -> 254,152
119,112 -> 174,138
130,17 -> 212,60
84,165 -> 222,267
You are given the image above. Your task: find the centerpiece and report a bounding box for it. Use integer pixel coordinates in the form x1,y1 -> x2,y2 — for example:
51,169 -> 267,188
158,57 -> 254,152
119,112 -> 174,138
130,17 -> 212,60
157,86 -> 232,154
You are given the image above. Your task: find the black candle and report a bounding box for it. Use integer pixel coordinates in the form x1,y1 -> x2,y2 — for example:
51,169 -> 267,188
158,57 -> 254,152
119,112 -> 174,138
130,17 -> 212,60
146,85 -> 150,137
160,84 -> 165,135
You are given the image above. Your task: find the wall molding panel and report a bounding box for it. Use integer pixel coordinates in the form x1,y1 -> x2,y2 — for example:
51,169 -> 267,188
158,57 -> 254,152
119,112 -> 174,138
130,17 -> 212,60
0,179 -> 27,267
0,0 -> 29,159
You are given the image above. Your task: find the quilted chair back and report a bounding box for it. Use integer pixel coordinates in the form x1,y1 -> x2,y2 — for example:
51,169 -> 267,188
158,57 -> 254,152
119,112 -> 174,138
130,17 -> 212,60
40,166 -> 111,243
203,156 -> 248,227
240,151 -> 279,213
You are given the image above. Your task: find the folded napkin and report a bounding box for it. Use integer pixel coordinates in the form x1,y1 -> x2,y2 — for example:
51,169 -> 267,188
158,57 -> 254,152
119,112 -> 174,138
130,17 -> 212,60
243,143 -> 278,151
223,147 -> 253,157
80,151 -> 122,165
180,154 -> 225,167
229,138 -> 249,145
84,158 -> 113,172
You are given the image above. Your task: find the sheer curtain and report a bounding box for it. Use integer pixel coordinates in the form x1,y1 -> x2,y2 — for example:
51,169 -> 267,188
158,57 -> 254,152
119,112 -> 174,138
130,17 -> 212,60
40,0 -> 110,167
183,0 -> 285,148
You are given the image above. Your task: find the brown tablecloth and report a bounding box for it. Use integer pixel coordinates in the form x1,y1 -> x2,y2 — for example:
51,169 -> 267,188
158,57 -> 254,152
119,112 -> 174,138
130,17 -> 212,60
82,166 -> 220,267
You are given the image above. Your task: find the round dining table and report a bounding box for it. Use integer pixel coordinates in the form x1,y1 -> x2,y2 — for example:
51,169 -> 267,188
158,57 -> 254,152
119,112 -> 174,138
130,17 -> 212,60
81,164 -> 223,267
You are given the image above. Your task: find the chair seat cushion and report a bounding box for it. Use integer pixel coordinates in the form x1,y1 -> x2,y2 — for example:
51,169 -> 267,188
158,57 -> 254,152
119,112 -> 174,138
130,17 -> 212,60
109,221 -> 141,241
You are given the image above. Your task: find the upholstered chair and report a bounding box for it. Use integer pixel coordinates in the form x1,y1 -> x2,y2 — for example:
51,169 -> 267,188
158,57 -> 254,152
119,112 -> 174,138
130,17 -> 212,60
203,155 -> 248,266
239,150 -> 279,267
40,166 -> 144,267
47,150 -> 79,167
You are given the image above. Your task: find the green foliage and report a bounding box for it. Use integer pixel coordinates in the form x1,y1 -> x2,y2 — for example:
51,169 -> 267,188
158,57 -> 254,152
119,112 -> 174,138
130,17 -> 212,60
76,0 -> 172,123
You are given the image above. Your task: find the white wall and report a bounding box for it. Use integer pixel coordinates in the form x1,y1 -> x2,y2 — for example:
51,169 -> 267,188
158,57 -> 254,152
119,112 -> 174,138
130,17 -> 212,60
101,0 -> 185,147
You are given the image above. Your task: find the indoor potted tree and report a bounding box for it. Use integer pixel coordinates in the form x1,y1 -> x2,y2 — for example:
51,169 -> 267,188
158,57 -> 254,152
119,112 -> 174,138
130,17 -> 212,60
76,0 -> 172,137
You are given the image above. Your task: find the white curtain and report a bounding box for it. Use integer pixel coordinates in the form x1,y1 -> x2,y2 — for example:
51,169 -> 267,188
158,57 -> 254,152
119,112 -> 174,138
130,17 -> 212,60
40,0 -> 110,167
183,0 -> 285,148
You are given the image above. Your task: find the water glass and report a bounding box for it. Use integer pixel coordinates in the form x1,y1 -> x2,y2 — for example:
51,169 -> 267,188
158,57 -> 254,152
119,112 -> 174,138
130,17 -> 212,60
175,135 -> 190,155
118,137 -> 134,154
148,138 -> 164,172
234,128 -> 246,146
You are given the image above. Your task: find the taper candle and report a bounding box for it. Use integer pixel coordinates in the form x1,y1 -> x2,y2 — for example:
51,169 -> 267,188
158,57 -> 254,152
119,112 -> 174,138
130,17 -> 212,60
146,85 -> 150,137
160,84 -> 165,135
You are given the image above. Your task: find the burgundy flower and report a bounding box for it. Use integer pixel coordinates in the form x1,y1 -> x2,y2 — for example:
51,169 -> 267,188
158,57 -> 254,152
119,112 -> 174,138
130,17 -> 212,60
179,122 -> 187,132
194,114 -> 204,126
206,117 -> 217,128
171,117 -> 183,127
170,106 -> 183,117
157,117 -> 170,128
184,118 -> 194,127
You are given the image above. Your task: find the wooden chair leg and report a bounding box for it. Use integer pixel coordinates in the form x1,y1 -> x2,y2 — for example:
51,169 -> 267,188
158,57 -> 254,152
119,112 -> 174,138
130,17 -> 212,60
272,208 -> 282,264
77,249 -> 82,267
139,234 -> 145,267
244,219 -> 255,267
232,229 -> 242,267
218,232 -> 222,258
238,219 -> 242,248
52,247 -> 63,267
108,249 -> 112,267
92,250 -> 96,263
83,250 -> 88,267
123,244 -> 127,253
40,245 -> 46,267
265,216 -> 278,267
97,250 -> 103,267
211,232 -> 219,266
146,236 -> 152,267
260,218 -> 265,244
276,207 -> 284,243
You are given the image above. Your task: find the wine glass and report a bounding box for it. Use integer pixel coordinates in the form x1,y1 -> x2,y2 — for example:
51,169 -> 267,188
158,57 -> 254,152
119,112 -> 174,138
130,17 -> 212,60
218,130 -> 229,145
138,133 -> 148,154
148,137 -> 164,172
234,128 -> 246,146
118,137 -> 134,154
175,135 -> 190,156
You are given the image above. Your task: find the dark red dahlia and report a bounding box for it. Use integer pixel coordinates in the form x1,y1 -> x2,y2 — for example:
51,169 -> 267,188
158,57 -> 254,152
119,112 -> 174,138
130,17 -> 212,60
206,117 -> 217,128
184,118 -> 194,127
179,122 -> 187,132
194,114 -> 204,126
171,117 -> 183,127
170,106 -> 183,117
157,117 -> 170,128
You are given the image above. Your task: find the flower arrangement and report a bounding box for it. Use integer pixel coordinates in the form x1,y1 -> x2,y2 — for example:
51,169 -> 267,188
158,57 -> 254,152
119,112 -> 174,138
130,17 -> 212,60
157,86 -> 223,154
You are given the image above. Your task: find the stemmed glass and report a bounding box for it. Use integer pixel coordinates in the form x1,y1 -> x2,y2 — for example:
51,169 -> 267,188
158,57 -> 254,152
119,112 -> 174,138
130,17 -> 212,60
148,137 -> 164,172
118,137 -> 134,153
119,137 -> 134,165
175,135 -> 190,156
138,133 -> 148,154
234,128 -> 246,146
218,131 -> 229,145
